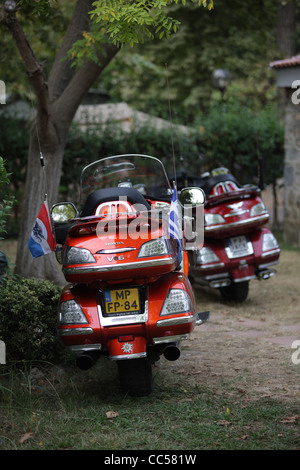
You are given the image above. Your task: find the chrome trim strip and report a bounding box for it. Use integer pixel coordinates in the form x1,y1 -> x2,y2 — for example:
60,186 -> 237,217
233,275 -> 256,283
63,257 -> 175,275
68,344 -> 102,353
203,272 -> 230,280
209,278 -> 231,288
195,262 -> 225,270
261,248 -> 280,258
156,313 -> 197,327
97,247 -> 137,254
205,214 -> 269,232
109,352 -> 147,361
152,334 -> 190,344
58,327 -> 94,336
258,261 -> 279,269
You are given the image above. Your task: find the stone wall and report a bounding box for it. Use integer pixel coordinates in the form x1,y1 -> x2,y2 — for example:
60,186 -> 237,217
283,88 -> 300,246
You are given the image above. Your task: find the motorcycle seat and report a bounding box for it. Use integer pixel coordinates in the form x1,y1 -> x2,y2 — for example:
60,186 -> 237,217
81,187 -> 151,217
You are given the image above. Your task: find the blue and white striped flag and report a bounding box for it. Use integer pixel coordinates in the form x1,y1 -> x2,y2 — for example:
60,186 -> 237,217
169,187 -> 182,266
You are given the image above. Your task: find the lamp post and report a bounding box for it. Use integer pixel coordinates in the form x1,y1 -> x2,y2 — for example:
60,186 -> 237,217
212,69 -> 231,100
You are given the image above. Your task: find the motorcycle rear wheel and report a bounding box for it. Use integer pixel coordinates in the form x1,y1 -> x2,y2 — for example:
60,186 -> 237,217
117,357 -> 153,397
220,281 -> 249,302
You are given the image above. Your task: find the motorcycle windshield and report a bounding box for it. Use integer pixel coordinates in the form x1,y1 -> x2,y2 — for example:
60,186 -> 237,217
80,154 -> 172,206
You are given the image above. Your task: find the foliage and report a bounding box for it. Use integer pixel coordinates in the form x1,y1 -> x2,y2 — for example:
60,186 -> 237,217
90,0 -> 213,47
98,0 -> 279,118
0,277 -> 63,363
60,102 -> 284,204
194,102 -> 284,186
0,111 -> 30,234
0,101 -> 283,210
0,1 -> 73,98
0,157 -> 15,238
67,0 -> 213,67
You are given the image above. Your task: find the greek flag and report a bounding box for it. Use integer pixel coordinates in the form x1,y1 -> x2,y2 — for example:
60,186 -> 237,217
169,187 -> 182,266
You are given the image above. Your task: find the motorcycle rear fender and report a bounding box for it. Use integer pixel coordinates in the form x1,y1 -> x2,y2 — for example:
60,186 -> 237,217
57,284 -> 102,347
57,271 -> 198,350
146,271 -> 198,340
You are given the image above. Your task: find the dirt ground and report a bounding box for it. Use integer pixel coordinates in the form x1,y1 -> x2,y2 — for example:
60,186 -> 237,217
159,250 -> 300,405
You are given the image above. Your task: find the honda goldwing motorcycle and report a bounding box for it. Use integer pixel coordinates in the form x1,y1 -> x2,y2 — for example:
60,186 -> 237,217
174,167 -> 280,303
51,154 -> 207,396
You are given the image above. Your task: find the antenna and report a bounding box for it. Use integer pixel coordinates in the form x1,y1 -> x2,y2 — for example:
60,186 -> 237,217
165,63 -> 177,188
29,89 -> 48,200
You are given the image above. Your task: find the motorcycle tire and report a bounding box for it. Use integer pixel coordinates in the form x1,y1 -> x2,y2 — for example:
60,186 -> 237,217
220,281 -> 249,303
117,357 -> 153,397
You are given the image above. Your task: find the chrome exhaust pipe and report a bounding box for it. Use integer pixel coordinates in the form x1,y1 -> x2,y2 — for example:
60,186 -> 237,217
163,343 -> 181,361
76,351 -> 100,370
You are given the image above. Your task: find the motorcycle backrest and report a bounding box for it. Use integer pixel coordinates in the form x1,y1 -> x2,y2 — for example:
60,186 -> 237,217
81,187 -> 151,217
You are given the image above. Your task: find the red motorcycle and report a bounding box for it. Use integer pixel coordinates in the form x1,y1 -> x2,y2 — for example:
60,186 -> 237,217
176,167 -> 280,302
51,154 -> 207,396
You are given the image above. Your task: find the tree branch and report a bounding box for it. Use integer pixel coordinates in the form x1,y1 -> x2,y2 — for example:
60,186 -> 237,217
48,0 -> 93,102
54,42 -> 119,133
0,1 -> 50,132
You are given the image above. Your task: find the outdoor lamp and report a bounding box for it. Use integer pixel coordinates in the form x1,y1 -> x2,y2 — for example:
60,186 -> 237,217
212,69 -> 231,99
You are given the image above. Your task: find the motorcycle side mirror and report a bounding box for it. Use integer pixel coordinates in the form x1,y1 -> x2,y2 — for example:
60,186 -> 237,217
51,202 -> 78,223
179,187 -> 206,207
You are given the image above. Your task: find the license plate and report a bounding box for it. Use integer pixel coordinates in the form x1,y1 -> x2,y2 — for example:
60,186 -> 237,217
226,235 -> 253,259
103,287 -> 141,316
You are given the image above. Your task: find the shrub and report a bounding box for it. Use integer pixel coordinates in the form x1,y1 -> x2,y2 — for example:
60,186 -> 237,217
194,103 -> 284,186
0,277 -> 63,364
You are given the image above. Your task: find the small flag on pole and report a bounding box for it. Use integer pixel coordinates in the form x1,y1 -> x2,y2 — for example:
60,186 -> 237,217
28,199 -> 57,258
169,186 -> 182,266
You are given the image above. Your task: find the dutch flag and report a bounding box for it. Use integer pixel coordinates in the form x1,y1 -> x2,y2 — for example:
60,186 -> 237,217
169,186 -> 182,266
28,200 -> 57,258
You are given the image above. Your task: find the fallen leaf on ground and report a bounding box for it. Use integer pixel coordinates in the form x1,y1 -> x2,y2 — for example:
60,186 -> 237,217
218,420 -> 232,427
106,411 -> 119,419
280,415 -> 299,424
19,428 -> 34,443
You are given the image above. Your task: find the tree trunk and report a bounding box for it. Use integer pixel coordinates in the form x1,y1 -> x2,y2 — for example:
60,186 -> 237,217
276,0 -> 296,56
14,120 -> 67,285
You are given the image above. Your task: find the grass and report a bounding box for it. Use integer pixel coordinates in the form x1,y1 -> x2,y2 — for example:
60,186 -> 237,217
272,230 -> 300,252
0,359 -> 299,451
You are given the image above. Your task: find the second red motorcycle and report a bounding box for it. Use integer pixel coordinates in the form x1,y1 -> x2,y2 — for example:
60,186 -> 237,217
176,167 -> 280,302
